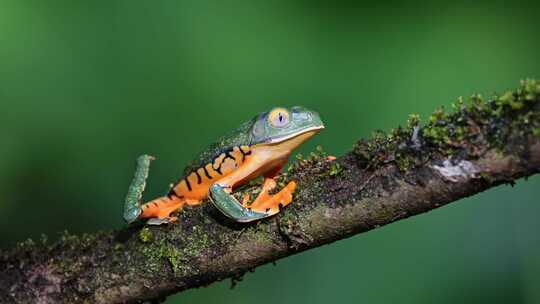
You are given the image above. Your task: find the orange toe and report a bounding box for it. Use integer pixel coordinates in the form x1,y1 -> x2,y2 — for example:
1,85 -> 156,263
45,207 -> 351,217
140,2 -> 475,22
241,193 -> 251,207
250,181 -> 297,214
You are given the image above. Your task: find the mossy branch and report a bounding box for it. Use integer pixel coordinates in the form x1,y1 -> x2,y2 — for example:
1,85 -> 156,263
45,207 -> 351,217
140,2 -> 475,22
2,80 -> 540,304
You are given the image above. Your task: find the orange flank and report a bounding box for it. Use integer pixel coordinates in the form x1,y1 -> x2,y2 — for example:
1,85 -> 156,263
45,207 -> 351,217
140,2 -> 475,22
169,145 -> 252,201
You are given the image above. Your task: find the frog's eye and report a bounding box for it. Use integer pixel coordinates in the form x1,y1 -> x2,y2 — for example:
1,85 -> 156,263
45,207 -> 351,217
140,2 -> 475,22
268,108 -> 290,128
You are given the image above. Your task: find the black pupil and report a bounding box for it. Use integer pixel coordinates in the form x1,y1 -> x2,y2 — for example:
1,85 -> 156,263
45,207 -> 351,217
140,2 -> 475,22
278,113 -> 283,122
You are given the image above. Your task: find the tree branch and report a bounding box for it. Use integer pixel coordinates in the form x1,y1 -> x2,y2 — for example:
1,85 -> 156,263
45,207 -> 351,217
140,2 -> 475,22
1,80 -> 539,304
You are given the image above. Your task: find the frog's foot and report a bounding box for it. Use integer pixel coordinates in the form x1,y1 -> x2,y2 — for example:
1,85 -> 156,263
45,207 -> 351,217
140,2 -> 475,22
139,196 -> 185,225
248,179 -> 296,216
147,217 -> 177,225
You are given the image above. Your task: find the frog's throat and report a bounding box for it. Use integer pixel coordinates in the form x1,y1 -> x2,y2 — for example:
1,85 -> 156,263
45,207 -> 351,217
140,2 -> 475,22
266,125 -> 324,145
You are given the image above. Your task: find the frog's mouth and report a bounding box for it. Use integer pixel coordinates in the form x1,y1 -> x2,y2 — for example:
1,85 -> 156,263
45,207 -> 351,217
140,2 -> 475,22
266,125 -> 325,144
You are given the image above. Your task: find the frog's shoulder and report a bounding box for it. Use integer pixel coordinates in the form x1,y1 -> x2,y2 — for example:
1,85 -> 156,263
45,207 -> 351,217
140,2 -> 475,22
182,118 -> 256,175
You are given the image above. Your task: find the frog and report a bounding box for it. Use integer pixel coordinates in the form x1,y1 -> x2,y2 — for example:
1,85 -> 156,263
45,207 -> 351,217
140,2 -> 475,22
123,106 -> 324,224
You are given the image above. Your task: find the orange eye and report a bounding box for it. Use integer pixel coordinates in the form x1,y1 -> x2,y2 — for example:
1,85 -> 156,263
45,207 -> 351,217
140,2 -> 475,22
268,108 -> 290,128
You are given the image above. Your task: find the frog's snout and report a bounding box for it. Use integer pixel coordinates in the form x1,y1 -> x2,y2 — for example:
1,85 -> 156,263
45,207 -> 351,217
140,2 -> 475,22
308,110 -> 325,130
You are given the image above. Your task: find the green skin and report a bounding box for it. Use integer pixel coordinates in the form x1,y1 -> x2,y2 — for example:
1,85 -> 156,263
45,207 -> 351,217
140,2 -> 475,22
124,106 -> 324,223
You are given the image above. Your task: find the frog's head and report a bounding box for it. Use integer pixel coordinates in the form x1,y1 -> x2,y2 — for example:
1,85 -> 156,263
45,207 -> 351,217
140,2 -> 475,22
251,106 -> 324,144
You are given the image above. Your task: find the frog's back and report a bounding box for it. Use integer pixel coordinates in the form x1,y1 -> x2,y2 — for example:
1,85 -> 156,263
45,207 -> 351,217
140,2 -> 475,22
183,118 -> 255,175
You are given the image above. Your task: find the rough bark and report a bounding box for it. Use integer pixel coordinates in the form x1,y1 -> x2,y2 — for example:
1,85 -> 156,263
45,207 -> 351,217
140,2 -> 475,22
1,80 -> 539,304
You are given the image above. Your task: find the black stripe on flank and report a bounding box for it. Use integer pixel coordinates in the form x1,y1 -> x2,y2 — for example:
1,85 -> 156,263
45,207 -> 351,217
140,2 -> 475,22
185,178 -> 192,191
238,146 -> 246,161
217,151 -> 236,174
239,146 -> 252,161
212,153 -> 225,175
203,166 -> 212,179
224,151 -> 236,161
213,162 -> 222,175
240,145 -> 250,153
167,188 -> 183,199
195,170 -> 202,184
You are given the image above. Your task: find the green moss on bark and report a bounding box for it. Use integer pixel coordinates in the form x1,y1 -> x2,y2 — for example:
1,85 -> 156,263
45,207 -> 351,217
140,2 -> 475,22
353,79 -> 540,172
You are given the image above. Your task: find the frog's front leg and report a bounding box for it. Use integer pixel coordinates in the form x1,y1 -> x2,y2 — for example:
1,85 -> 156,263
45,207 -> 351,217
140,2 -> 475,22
209,161 -> 296,222
245,177 -> 296,216
240,164 -> 296,215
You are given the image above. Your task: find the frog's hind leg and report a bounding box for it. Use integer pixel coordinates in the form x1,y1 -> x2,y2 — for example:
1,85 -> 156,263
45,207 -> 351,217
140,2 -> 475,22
139,196 -> 185,225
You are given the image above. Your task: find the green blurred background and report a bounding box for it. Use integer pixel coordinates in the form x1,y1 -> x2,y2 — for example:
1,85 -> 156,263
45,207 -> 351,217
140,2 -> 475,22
1,1 -> 539,303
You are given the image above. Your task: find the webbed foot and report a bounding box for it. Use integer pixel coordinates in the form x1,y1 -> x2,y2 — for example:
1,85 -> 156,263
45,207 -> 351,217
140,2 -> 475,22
147,217 -> 177,225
